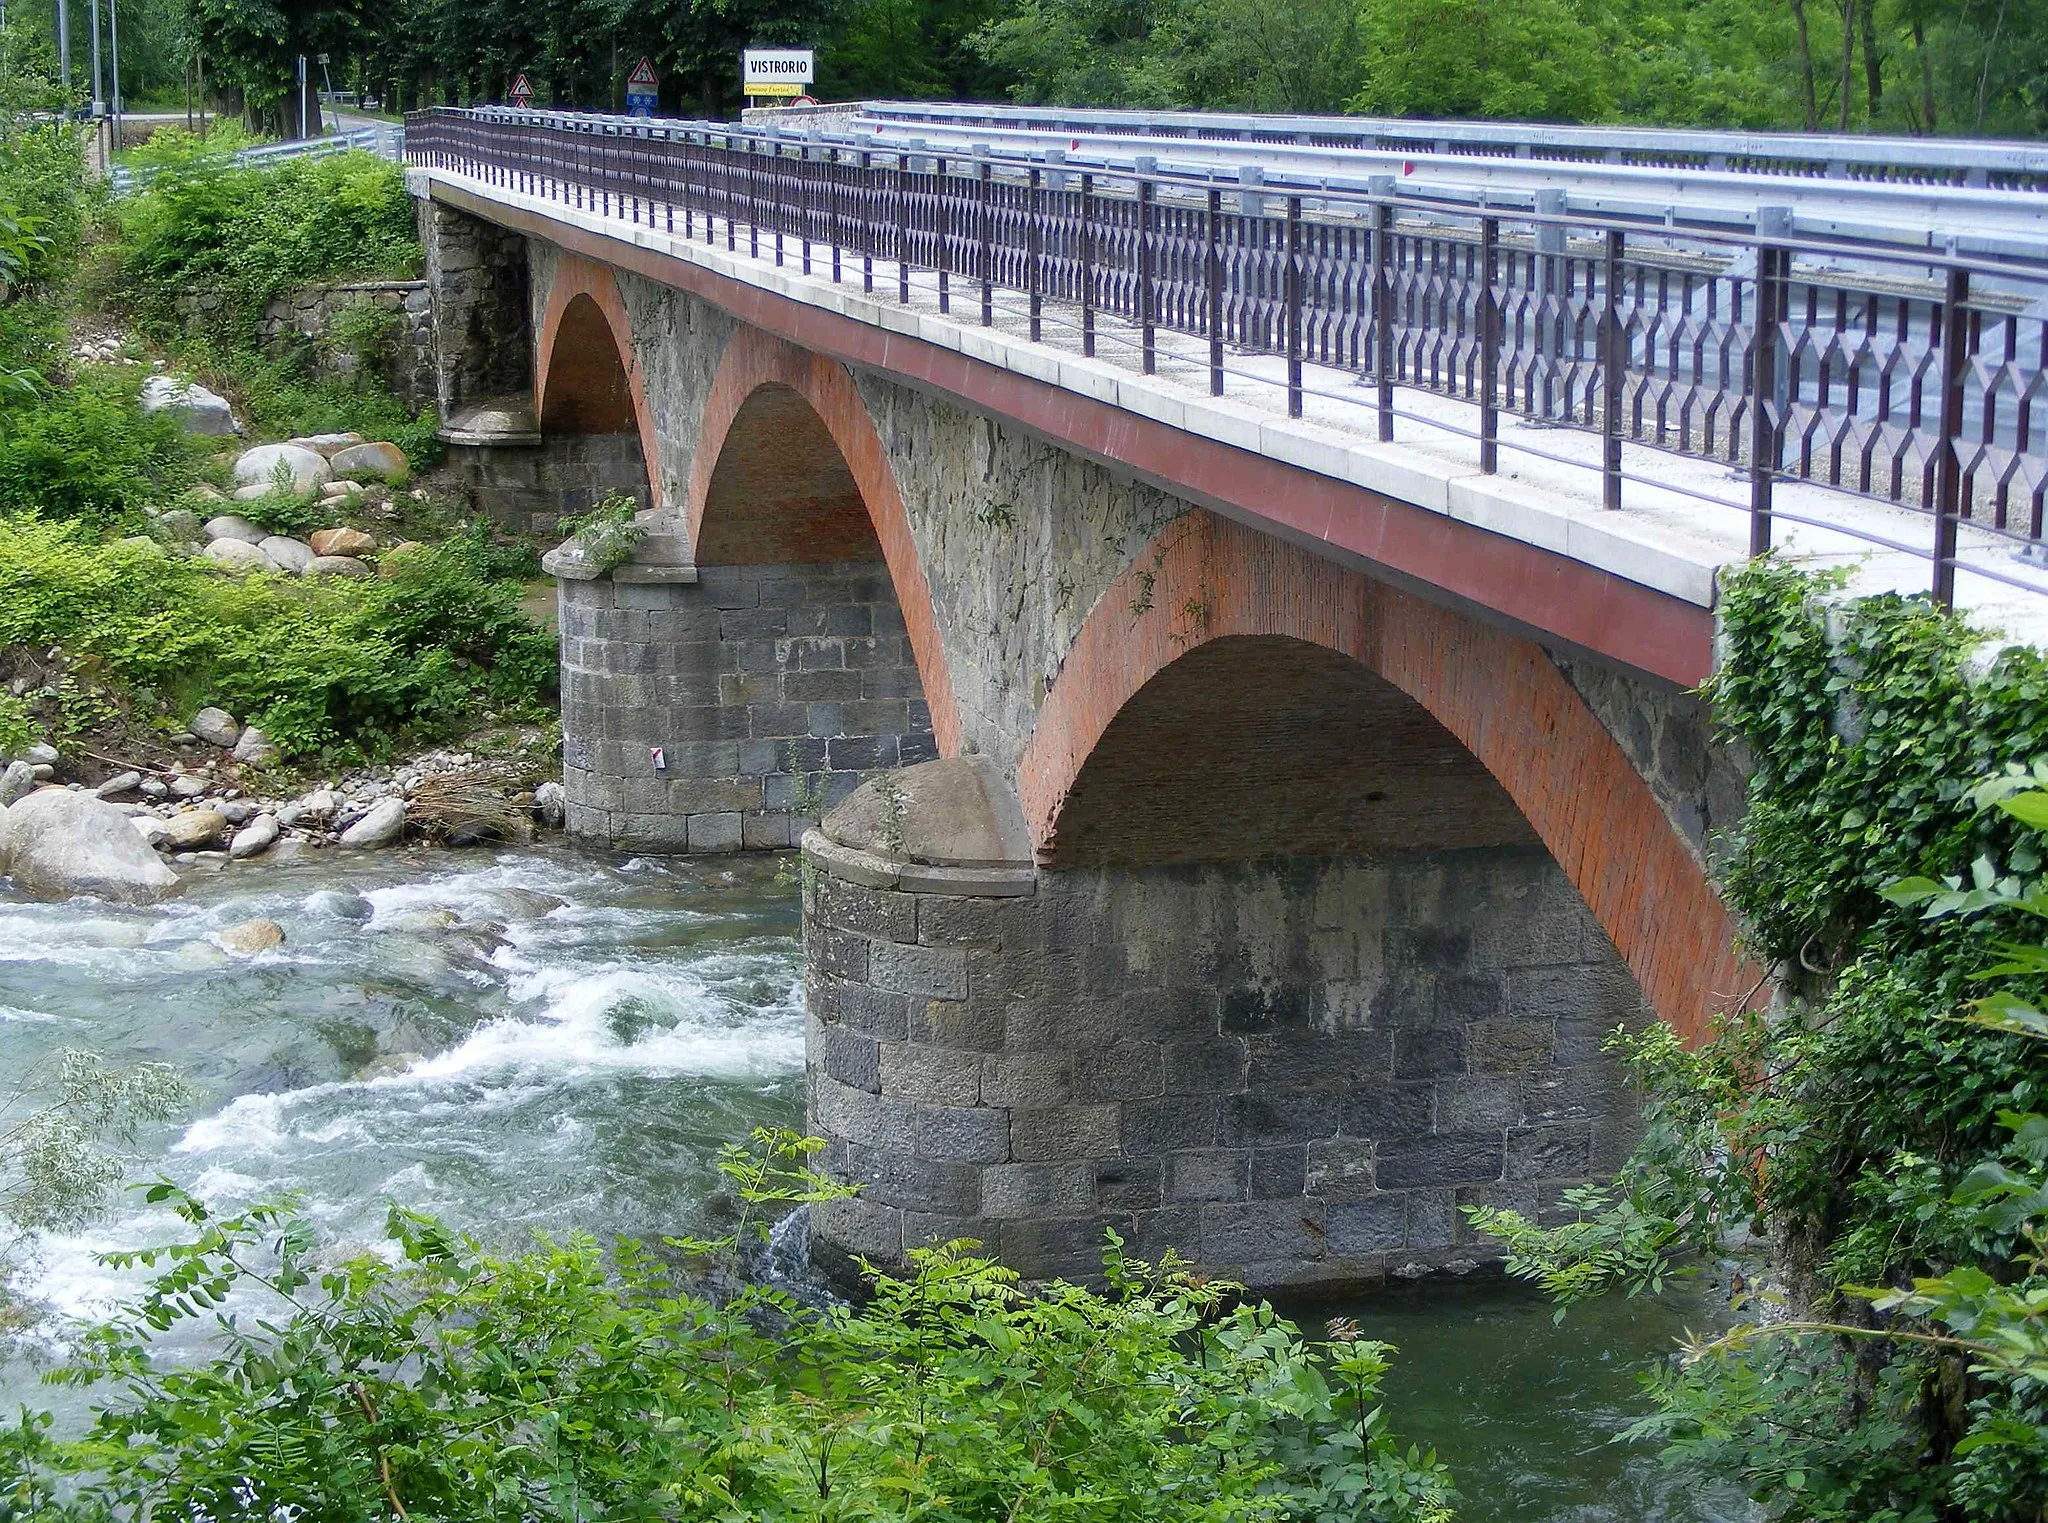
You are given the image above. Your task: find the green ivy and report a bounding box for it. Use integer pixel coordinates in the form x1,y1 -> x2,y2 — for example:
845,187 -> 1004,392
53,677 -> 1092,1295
1471,560 -> 2048,1522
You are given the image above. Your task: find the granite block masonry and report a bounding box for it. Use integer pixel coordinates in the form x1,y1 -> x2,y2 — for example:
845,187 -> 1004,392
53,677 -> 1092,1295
802,760 -> 1647,1293
560,560 -> 936,852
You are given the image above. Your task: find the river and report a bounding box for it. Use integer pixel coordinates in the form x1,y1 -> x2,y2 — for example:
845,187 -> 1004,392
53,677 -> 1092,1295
0,844 -> 1747,1521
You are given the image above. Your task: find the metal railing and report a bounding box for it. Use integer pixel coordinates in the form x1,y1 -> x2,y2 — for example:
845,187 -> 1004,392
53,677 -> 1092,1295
407,107 -> 2048,604
110,126 -> 395,194
861,102 -> 2048,192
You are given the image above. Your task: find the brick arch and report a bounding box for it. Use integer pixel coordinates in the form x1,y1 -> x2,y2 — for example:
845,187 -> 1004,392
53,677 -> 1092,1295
1018,510 -> 1759,1044
534,254 -> 662,497
687,324 -> 963,760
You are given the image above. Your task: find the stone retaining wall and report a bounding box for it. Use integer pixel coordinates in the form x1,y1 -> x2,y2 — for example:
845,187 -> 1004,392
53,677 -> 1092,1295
559,559 -> 935,852
804,837 -> 1645,1291
172,280 -> 435,410
442,433 -> 650,537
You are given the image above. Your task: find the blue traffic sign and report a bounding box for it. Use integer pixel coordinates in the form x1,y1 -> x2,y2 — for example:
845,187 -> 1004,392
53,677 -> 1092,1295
625,56 -> 658,118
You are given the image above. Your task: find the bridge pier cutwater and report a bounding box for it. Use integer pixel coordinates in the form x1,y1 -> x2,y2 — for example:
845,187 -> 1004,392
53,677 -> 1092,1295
399,109 -> 1851,1285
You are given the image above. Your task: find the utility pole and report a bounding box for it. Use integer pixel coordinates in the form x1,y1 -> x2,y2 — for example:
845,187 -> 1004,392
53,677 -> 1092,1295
55,0 -> 68,98
87,0 -> 102,115
107,0 -> 120,142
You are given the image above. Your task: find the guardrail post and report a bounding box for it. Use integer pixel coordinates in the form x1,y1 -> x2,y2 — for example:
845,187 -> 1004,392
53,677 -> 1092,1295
1138,159 -> 1157,375
1206,184 -> 1223,396
1933,265 -> 1970,605
1285,195 -> 1303,417
1748,239 -> 1784,556
861,145 -> 875,294
1372,195 -> 1393,441
978,148 -> 994,326
1601,228 -> 1624,511
1029,166 -> 1044,343
1479,214 -> 1499,473
1081,171 -> 1096,358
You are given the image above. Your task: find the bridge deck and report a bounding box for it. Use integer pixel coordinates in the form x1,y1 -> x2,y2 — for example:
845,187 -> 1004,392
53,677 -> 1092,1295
409,109 -> 2048,670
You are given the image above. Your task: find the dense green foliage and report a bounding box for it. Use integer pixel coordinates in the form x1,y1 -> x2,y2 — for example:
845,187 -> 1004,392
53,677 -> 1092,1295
0,515 -> 554,761
1474,563 -> 2048,1522
105,137 -> 420,347
2,1133 -> 1453,1522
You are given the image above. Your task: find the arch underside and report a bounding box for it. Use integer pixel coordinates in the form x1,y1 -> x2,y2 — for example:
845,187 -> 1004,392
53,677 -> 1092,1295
1022,510 -> 1757,1044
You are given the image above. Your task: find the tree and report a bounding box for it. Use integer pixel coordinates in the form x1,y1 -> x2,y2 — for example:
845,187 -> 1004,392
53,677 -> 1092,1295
1351,0 -> 1616,121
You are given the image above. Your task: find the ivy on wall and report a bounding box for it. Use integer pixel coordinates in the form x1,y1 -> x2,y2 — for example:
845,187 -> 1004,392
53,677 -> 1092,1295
1477,561 -> 2048,1522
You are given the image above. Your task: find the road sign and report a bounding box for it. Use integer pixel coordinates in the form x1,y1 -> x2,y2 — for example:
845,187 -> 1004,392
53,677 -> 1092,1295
625,55 -> 658,117
743,48 -> 813,98
509,72 -> 534,107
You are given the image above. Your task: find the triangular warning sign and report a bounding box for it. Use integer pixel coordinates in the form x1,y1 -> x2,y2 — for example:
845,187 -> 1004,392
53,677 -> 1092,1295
509,72 -> 534,101
627,56 -> 659,88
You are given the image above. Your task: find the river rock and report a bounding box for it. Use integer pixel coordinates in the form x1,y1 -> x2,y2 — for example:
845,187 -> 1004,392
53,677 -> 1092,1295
493,888 -> 566,920
94,770 -> 142,798
231,483 -> 274,502
306,888 -> 373,921
140,375 -> 237,436
203,538 -> 270,572
340,796 -> 406,848
328,441 -> 407,482
229,814 -> 279,860
533,780 -> 566,828
22,742 -> 58,768
318,480 -> 363,500
189,707 -> 241,747
130,815 -> 171,847
211,917 -> 284,954
203,514 -> 268,545
162,808 -> 229,849
309,527 -> 376,558
288,432 -> 365,458
232,443 -> 331,493
169,775 -> 210,800
260,536 -> 314,574
0,762 -> 35,807
379,908 -> 461,935
157,508 -> 203,543
0,790 -> 180,903
306,555 -> 373,579
232,726 -> 278,765
218,800 -> 251,826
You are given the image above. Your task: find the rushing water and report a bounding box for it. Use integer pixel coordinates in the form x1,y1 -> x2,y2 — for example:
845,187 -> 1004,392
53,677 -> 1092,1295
0,845 -> 1744,1521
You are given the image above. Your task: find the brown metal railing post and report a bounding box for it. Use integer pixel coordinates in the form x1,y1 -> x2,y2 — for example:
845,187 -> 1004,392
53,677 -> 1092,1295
979,155 -> 994,326
1601,228 -> 1624,511
1479,215 -> 1499,473
1080,172 -> 1096,357
1206,185 -> 1223,396
749,140 -> 760,260
897,151 -> 911,303
1028,166 -> 1043,343
1285,195 -> 1303,418
1373,199 -> 1394,442
1748,244 -> 1783,556
936,155 -> 951,315
772,139 -> 786,268
1139,171 -> 1157,374
1933,265 -> 1970,605
861,148 -> 874,294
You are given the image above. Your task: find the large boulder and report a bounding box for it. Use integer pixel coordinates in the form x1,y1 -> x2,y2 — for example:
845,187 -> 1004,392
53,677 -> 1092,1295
232,443 -> 331,493
328,441 -> 408,482
232,726 -> 278,765
202,538 -> 271,572
306,555 -> 373,579
309,527 -> 376,558
140,375 -> 237,436
260,536 -> 314,574
340,796 -> 406,848
0,790 -> 180,903
189,707 -> 240,747
288,432 -> 364,458
204,514 -> 268,545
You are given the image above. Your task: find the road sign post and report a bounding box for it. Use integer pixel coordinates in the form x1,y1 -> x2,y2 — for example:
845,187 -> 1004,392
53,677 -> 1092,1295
624,56 -> 658,118
509,72 -> 534,108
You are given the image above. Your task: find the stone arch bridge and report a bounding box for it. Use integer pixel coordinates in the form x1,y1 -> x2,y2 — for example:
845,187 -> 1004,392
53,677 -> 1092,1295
400,107 -> 2048,1288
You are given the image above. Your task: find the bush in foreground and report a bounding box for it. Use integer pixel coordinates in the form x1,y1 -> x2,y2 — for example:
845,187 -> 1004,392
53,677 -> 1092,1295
2,1132 -> 1453,1522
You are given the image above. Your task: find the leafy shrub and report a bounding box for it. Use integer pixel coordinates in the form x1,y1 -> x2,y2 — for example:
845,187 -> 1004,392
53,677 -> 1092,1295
179,342 -> 442,473
0,514 -> 554,760
563,488 -> 647,571
0,120 -> 92,289
111,147 -> 420,345
0,368 -> 205,525
4,1132 -> 1456,1522
0,689 -> 32,755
